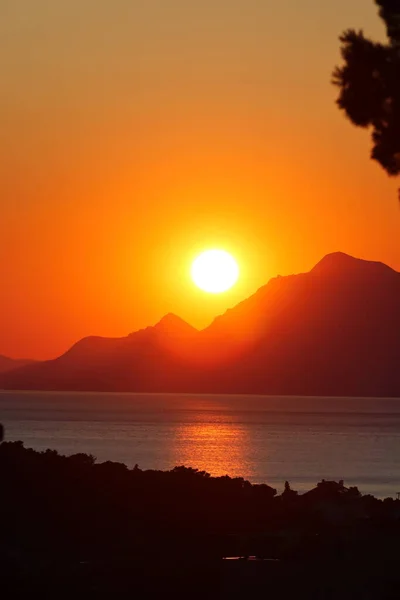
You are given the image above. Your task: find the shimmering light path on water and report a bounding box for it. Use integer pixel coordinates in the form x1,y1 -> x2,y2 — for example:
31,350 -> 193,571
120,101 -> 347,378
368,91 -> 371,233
1,392 -> 400,498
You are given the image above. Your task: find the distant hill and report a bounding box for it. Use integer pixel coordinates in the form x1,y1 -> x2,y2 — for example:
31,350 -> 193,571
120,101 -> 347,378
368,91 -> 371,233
0,355 -> 35,374
2,253 -> 400,397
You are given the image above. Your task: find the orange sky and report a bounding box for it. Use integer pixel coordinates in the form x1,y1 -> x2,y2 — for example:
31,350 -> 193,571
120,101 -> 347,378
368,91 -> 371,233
1,0 -> 399,360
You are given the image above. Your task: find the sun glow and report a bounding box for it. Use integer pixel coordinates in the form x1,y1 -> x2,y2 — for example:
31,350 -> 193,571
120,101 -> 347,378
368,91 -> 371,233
191,249 -> 239,293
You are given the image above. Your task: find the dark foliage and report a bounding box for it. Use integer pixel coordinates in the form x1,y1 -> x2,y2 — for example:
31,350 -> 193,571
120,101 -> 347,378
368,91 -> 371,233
377,0 -> 400,44
2,442 -> 400,598
333,0 -> 400,185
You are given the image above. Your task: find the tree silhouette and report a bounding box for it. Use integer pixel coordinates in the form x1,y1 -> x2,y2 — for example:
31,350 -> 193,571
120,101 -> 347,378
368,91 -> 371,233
333,1 -> 400,192
282,480 -> 298,500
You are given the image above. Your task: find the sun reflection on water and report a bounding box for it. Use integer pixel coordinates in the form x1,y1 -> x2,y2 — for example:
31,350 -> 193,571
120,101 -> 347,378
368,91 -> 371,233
170,419 -> 256,480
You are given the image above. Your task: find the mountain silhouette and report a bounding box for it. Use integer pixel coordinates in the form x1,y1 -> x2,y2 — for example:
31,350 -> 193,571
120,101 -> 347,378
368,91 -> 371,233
1,253 -> 399,396
0,355 -> 35,374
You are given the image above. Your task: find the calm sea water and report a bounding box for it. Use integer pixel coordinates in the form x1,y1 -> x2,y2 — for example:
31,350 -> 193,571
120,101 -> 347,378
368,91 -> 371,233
1,391 -> 400,498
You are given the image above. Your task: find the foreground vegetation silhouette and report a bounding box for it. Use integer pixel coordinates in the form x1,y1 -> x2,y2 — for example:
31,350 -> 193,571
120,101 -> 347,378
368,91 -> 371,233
334,0 -> 400,194
2,442 -> 400,599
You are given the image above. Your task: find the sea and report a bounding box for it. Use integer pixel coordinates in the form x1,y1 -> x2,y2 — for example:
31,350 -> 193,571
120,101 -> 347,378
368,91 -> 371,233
1,391 -> 400,499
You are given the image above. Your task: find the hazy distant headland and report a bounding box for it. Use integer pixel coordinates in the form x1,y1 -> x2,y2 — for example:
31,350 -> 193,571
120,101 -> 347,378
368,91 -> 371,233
0,355 -> 35,374
1,252 -> 399,397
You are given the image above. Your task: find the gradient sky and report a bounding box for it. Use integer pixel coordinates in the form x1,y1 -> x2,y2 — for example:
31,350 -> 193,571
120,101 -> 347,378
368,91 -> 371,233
1,0 -> 399,359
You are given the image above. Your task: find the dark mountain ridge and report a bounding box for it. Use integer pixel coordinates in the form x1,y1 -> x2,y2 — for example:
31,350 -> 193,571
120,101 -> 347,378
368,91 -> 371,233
2,252 -> 399,396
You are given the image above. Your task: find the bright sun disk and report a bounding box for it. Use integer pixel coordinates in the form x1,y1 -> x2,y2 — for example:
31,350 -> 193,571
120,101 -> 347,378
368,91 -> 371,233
191,250 -> 239,293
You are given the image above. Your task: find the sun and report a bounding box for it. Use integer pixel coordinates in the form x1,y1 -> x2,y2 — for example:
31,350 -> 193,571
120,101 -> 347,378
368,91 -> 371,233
191,249 -> 239,293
